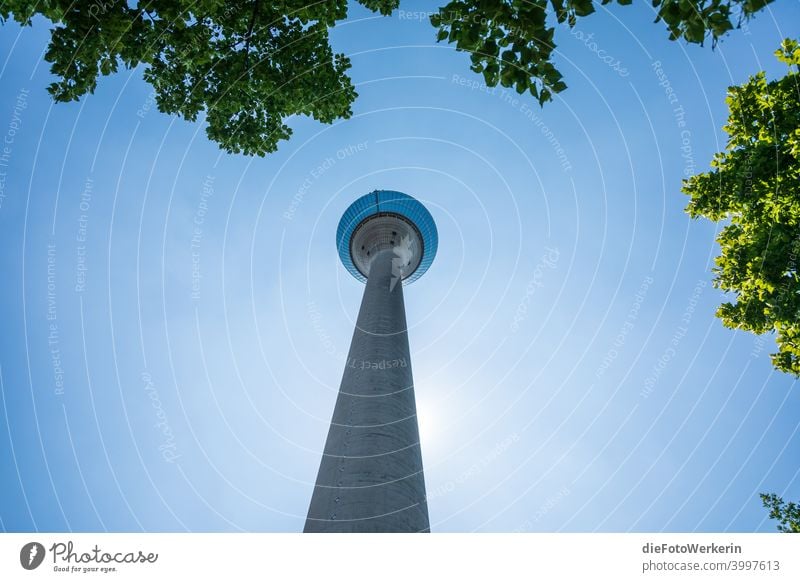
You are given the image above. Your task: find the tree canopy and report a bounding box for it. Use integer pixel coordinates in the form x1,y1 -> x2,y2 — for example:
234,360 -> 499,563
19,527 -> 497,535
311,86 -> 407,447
0,0 -> 776,154
431,0 -> 773,105
0,0 -> 399,155
683,38 -> 800,376
761,493 -> 800,532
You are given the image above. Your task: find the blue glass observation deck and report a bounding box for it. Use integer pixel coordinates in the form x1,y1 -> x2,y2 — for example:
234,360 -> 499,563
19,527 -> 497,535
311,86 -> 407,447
336,190 -> 437,284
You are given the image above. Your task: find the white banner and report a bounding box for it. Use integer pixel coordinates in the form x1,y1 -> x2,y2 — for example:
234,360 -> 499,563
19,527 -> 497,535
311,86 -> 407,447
1,533 -> 797,581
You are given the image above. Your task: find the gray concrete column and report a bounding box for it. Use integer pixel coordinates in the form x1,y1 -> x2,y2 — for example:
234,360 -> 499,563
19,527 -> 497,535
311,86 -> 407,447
304,248 -> 430,532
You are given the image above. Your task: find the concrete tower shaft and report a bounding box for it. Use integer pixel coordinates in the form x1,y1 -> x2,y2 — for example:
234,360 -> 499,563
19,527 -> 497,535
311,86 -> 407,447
304,248 -> 429,532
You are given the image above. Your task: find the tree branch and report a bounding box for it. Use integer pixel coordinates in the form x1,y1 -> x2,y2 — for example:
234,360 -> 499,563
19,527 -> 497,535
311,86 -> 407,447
243,0 -> 261,70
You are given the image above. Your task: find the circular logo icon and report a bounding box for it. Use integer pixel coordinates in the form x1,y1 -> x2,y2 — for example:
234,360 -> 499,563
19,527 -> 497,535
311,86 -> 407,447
20,542 -> 45,570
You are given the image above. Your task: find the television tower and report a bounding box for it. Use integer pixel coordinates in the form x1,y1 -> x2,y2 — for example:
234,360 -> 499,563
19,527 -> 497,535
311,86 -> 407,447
304,190 -> 438,532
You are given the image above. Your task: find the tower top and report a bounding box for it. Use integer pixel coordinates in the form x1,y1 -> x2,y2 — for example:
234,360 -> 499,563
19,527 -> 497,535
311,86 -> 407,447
336,190 -> 437,284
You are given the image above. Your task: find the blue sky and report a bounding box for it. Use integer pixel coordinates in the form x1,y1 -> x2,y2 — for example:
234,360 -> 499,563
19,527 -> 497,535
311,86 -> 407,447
0,0 -> 799,532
